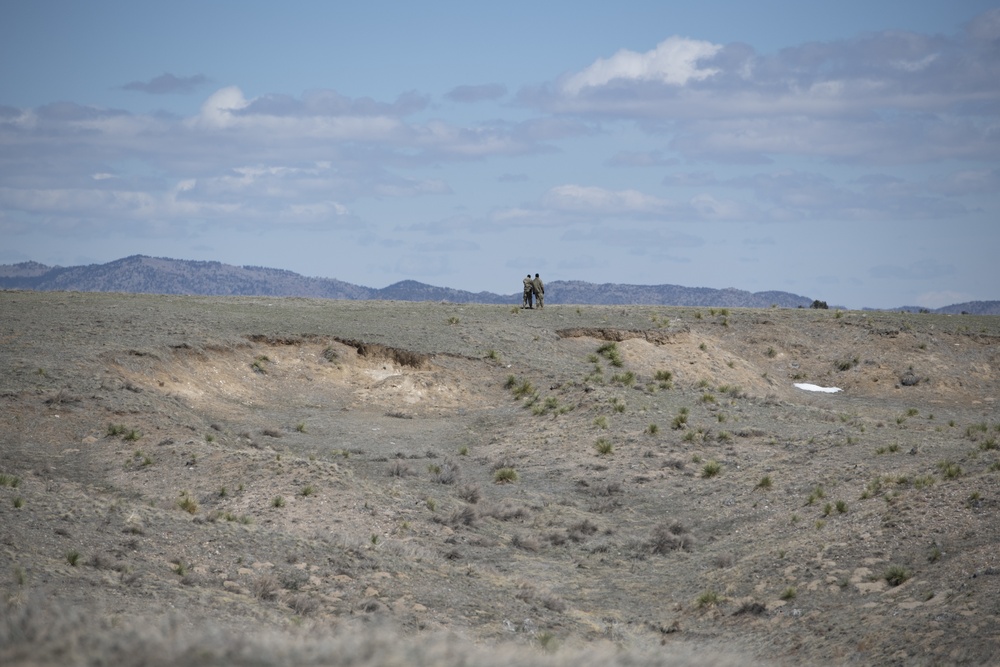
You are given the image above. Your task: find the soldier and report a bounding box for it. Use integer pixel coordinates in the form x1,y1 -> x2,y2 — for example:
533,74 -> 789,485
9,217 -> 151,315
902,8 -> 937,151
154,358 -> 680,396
522,274 -> 534,308
532,273 -> 544,309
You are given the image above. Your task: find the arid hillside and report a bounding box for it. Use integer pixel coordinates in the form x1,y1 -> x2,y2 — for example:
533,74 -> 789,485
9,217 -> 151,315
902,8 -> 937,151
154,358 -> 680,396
1,291 -> 998,666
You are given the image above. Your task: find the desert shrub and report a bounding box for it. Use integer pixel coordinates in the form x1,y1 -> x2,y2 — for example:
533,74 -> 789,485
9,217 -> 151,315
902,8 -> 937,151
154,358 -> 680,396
455,483 -> 481,504
780,586 -> 796,600
484,500 -> 530,521
299,485 -> 316,497
649,521 -> 692,554
654,370 -> 673,388
249,573 -> 280,600
646,423 -> 659,435
65,550 -> 81,567
511,533 -> 540,552
387,460 -> 412,477
271,496 -> 286,508
287,593 -> 320,616
593,416 -> 608,429
756,475 -> 772,490
432,460 -> 460,485
701,460 -> 721,478
0,473 -> 21,488
444,505 -> 479,528
567,519 -> 599,543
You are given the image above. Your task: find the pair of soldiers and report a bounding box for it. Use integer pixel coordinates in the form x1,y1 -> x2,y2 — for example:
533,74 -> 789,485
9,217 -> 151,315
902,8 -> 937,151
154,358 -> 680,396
522,273 -> 544,309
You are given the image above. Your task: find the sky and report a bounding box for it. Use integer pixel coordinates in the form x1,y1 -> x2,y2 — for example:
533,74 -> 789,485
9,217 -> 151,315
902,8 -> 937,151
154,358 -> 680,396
1,1 -> 998,309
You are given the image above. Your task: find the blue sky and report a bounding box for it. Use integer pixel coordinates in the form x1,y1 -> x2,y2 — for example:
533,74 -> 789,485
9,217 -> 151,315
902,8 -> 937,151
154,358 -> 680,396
1,1 -> 998,308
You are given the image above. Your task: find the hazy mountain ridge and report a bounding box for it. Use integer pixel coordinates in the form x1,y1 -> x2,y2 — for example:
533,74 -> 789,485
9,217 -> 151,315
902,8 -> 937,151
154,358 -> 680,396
1,255 -> 996,313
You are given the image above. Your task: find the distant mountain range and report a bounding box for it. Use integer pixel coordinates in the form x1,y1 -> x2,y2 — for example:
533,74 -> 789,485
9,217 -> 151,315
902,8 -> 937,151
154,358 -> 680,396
1,255 -> 997,314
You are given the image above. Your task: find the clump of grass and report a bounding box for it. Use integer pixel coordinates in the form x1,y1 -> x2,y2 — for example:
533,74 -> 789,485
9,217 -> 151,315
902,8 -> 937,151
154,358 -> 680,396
834,356 -> 860,372
123,429 -> 142,442
447,316 -> 460,325
251,355 -> 270,374
0,473 -> 21,488
646,423 -> 659,435
780,586 -> 796,600
593,415 -> 608,429
835,500 -> 848,514
300,484 -> 316,497
66,550 -> 81,567
701,460 -> 722,478
806,485 -> 826,505
654,370 -> 673,389
611,371 -> 636,386
884,565 -> 911,587
493,467 -> 518,484
597,342 -> 624,367
765,347 -> 777,358
696,590 -> 720,607
756,475 -> 772,490
611,398 -> 626,413
485,349 -> 500,362
106,423 -> 127,437
271,495 -> 286,508
12,497 -> 25,508
510,378 -> 535,399
177,493 -> 198,514
937,461 -> 962,479
594,438 -> 614,456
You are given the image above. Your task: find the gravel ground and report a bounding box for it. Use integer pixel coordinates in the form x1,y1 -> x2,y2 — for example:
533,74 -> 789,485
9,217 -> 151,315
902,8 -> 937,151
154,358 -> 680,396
1,290 -> 999,666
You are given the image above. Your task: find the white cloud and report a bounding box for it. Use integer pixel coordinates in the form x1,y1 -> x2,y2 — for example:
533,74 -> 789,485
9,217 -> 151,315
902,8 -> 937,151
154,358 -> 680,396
521,14 -> 1000,166
562,37 -> 723,94
541,184 -> 675,215
190,86 -> 249,129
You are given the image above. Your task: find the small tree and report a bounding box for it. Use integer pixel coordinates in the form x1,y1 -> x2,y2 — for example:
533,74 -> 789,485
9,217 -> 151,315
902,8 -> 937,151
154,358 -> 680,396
811,300 -> 829,310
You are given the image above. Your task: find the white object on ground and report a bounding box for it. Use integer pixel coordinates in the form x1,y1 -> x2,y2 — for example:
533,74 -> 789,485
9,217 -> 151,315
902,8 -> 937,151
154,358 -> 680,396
794,383 -> 842,393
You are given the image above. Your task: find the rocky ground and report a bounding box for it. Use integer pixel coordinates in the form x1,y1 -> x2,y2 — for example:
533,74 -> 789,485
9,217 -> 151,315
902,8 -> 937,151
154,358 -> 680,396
1,290 -> 998,666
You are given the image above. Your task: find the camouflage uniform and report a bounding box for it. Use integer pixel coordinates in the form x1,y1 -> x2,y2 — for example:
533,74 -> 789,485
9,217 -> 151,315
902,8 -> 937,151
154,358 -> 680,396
523,275 -> 534,308
532,274 -> 544,309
